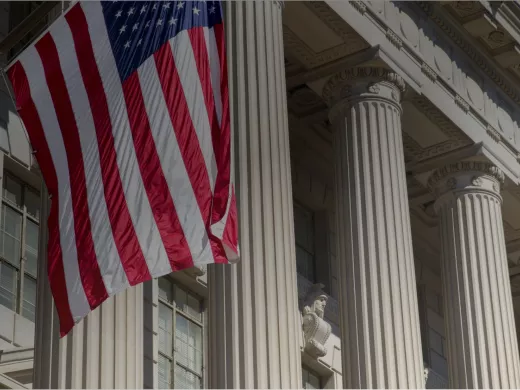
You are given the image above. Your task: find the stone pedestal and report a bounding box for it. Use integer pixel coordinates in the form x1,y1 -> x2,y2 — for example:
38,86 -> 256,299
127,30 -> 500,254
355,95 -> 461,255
323,67 -> 424,388
33,186 -> 143,389
429,162 -> 520,388
207,1 -> 301,388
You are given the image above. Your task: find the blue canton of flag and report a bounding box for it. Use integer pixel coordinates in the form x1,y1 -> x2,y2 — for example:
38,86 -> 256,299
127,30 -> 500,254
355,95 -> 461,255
102,1 -> 223,81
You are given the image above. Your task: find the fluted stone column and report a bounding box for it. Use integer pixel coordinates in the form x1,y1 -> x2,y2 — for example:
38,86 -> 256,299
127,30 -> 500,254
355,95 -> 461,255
33,186 -> 143,389
323,67 -> 424,388
428,162 -> 520,388
207,1 -> 301,388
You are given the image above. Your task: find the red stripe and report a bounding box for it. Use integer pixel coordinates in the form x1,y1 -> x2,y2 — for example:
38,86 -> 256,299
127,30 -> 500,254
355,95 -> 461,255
121,73 -> 194,271
7,61 -> 74,336
153,41 -> 226,263
65,5 -> 151,285
187,27 -> 230,229
35,34 -> 108,309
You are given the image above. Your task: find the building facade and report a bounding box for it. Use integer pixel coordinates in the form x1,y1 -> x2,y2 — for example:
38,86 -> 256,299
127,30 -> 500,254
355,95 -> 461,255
1,0 -> 520,388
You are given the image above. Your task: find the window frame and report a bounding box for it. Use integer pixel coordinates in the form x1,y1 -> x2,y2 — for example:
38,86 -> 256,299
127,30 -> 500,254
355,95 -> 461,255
158,277 -> 205,389
302,365 -> 322,389
293,201 -> 317,283
0,171 -> 39,321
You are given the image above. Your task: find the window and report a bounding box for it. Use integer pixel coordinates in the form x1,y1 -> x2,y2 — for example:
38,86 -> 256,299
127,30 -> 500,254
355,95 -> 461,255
302,366 -> 321,389
294,203 -> 316,282
0,173 -> 39,322
158,277 -> 204,389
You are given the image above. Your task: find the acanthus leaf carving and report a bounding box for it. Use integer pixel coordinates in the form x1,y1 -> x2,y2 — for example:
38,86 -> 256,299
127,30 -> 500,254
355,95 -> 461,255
301,283 -> 332,359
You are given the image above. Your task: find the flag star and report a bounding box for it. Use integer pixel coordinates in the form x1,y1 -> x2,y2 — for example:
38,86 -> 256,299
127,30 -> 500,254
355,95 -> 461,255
145,20 -> 151,28
140,5 -> 147,14
156,18 -> 163,27
137,38 -> 143,46
127,6 -> 135,16
132,23 -> 139,31
119,24 -> 127,34
123,40 -> 131,49
115,9 -> 123,18
193,6 -> 200,15
177,1 -> 184,9
152,3 -> 158,10
163,2 -> 171,9
209,5 -> 216,14
168,16 -> 177,25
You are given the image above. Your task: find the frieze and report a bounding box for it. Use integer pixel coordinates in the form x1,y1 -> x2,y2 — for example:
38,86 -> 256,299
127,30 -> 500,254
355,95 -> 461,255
417,2 -> 520,106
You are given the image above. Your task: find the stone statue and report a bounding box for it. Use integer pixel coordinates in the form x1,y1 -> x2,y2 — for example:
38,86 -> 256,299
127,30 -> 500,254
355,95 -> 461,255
302,283 -> 332,358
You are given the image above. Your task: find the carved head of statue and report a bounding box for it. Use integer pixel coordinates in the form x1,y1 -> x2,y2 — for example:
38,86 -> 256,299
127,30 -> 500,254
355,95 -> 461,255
303,283 -> 328,319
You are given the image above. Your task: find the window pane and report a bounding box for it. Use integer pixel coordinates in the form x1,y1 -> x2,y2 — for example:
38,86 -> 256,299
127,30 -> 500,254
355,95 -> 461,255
296,246 -> 315,282
159,303 -> 173,356
3,176 -> 22,207
24,220 -> 38,277
174,364 -> 201,389
158,354 -> 171,389
187,293 -> 201,321
159,277 -> 173,303
0,205 -> 22,266
22,275 -> 36,322
174,285 -> 187,311
25,189 -> 40,220
175,314 -> 189,367
0,262 -> 18,310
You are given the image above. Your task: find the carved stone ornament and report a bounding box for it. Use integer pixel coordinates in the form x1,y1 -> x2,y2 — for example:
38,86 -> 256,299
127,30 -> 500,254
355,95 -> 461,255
427,161 -> 505,200
301,283 -> 331,359
322,67 -> 406,109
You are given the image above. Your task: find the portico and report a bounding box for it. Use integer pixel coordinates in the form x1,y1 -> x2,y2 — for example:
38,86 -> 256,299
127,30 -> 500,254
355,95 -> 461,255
1,1 -> 520,389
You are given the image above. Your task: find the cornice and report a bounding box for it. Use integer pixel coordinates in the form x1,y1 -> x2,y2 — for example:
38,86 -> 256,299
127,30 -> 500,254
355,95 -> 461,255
417,1 -> 520,106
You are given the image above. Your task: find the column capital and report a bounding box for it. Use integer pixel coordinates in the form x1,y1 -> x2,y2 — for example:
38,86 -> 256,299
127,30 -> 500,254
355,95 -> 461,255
427,161 -> 505,201
323,67 -> 405,120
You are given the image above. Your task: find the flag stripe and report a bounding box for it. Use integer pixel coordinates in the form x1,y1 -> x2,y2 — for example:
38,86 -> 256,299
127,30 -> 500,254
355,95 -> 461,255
35,33 -> 109,308
82,1 -> 173,278
138,56 -> 212,266
122,71 -> 196,271
169,31 -> 217,193
205,28 -> 223,128
7,62 -> 75,335
154,40 -> 224,263
50,13 -> 130,295
16,46 -> 91,322
188,27 -> 229,227
65,4 -> 151,286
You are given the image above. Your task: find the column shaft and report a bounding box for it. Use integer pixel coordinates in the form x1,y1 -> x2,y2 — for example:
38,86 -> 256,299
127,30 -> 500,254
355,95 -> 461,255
33,186 -> 143,389
207,1 -> 301,388
325,67 -> 424,388
430,162 -> 520,388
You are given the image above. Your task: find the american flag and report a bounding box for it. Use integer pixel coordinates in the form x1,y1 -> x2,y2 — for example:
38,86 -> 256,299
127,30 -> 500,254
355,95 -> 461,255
7,0 -> 238,337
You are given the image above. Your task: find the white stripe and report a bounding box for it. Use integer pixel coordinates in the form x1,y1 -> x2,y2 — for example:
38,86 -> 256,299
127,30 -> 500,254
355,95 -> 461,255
137,58 -> 215,265
170,31 -> 217,190
50,18 -> 129,295
205,27 -> 222,128
82,1 -> 172,277
18,46 -> 90,322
